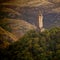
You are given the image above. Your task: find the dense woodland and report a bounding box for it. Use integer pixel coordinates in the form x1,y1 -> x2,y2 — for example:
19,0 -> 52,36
0,27 -> 60,60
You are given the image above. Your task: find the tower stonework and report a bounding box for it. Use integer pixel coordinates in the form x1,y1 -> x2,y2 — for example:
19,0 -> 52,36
37,13 -> 44,32
39,14 -> 43,29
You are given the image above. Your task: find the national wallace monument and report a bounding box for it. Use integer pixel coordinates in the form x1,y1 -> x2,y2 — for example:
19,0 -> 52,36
0,0 -> 60,41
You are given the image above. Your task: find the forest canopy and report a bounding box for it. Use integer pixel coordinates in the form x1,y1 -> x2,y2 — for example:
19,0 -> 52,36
0,27 -> 60,60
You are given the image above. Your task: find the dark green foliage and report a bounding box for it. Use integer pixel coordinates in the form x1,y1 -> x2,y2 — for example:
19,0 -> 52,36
0,27 -> 60,60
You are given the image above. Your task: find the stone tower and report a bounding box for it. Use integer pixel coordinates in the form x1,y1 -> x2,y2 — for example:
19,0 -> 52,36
39,14 -> 43,29
38,12 -> 44,32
